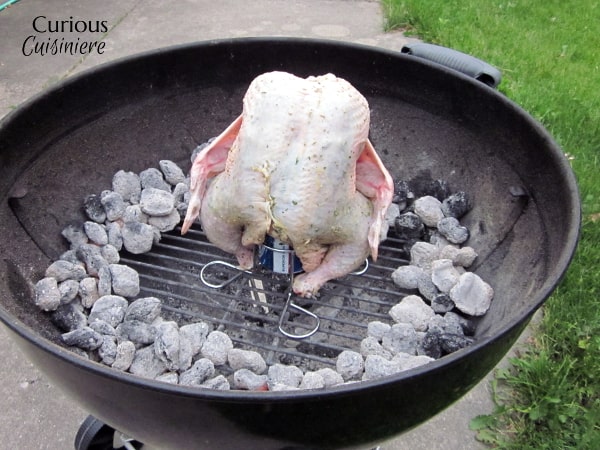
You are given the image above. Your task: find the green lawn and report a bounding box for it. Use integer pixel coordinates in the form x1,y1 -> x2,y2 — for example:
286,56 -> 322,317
382,1 -> 600,448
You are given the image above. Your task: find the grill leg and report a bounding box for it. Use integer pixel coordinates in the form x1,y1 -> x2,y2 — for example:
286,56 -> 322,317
74,415 -> 143,450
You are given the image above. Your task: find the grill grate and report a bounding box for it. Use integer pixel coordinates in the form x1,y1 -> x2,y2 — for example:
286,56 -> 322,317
119,225 -> 411,372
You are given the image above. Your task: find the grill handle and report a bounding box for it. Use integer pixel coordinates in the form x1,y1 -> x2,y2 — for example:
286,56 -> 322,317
401,42 -> 502,88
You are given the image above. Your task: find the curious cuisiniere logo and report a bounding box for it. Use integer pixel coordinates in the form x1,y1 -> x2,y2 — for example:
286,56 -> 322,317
22,15 -> 108,56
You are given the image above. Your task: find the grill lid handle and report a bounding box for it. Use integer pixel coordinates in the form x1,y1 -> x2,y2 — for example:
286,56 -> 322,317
401,42 -> 502,88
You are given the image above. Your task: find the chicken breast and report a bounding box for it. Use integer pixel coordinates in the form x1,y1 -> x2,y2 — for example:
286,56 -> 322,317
182,71 -> 393,297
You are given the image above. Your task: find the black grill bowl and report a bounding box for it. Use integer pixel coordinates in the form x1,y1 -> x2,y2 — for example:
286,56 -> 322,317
0,38 -> 580,449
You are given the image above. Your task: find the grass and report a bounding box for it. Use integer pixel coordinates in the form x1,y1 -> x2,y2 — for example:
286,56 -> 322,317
381,0 -> 600,448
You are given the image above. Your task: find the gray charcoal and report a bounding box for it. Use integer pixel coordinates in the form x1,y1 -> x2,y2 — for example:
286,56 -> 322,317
227,348 -> 267,374
172,182 -> 189,204
393,179 -> 410,204
112,170 -> 142,204
362,355 -> 402,380
76,243 -> 108,276
50,302 -> 87,332
101,244 -> 120,264
393,353 -> 434,371
233,369 -> 268,391
314,368 -> 344,387
154,321 -> 180,371
201,331 -> 233,366
61,327 -> 103,350
89,319 -> 116,336
100,191 -> 127,221
140,167 -> 171,192
179,322 -> 210,364
335,350 -> 364,381
382,323 -> 418,355
129,345 -> 167,379
431,293 -> 455,313
125,297 -> 162,323
449,272 -> 494,316
394,212 -> 424,240
441,245 -> 478,268
84,221 -> 108,246
117,320 -> 158,346
159,160 -> 186,186
45,260 -> 87,282
391,265 -> 424,290
121,221 -> 155,254
441,313 -> 465,336
417,271 -> 439,301
385,202 -> 400,228
139,188 -> 175,217
267,363 -> 304,388
112,340 -> 136,371
34,277 -> 61,311
367,321 -> 391,341
437,217 -> 470,244
88,295 -> 128,327
410,241 -> 439,271
389,295 -> 434,332
79,277 -> 99,308
155,372 -> 179,384
83,194 -> 106,223
441,191 -> 472,219
300,371 -> 325,389
179,358 -> 215,386
61,223 -> 89,248
99,336 -> 118,365
419,330 -> 442,359
148,209 -> 181,232
97,266 -> 112,297
106,222 -> 123,251
109,264 -> 140,298
431,259 -> 461,293
360,336 -> 393,359
429,231 -> 453,248
440,333 -> 475,354
178,334 -> 194,372
201,375 -> 230,390
58,279 -> 80,304
59,250 -> 80,264
123,204 -> 148,224
444,311 -> 476,336
414,195 -> 444,227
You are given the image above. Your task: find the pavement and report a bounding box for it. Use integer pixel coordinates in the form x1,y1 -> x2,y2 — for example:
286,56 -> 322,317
0,1 -> 534,448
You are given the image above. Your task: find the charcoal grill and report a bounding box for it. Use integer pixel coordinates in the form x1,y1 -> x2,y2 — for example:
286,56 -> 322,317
0,38 -> 580,449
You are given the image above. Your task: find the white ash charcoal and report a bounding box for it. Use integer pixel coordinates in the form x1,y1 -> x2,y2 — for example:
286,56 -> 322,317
430,293 -> 455,313
58,279 -> 80,304
360,336 -> 393,359
362,355 -> 402,380
233,369 -> 268,391
159,160 -> 186,186
140,167 -> 171,192
154,321 -> 180,371
267,363 -> 304,388
111,340 -> 136,371
437,217 -> 470,244
61,327 -> 104,351
179,322 -> 210,355
147,209 -> 180,232
201,375 -> 230,390
314,368 -> 344,387
382,323 -> 418,355
45,260 -> 86,282
50,302 -> 87,332
121,221 -> 155,254
429,231 -> 453,249
79,277 -> 99,308
97,266 -> 112,297
441,191 -> 472,219
151,225 -> 162,245
300,371 -> 325,390
201,330 -> 233,365
117,320 -> 158,346
129,345 -> 167,379
101,244 -> 120,264
335,350 -> 364,381
155,372 -> 179,384
100,191 -> 127,221
76,243 -> 108,276
89,319 -> 116,336
449,272 -> 494,316
125,297 -> 162,323
385,202 -> 400,228
440,333 -> 475,354
83,194 -> 106,223
394,212 -> 424,240
35,277 -> 61,311
367,321 -> 391,341
416,271 -> 439,301
414,195 -> 444,227
99,335 -> 118,366
389,295 -> 435,332
61,223 -> 89,248
112,170 -> 142,204
123,205 -> 149,224
419,330 -> 442,359
179,358 -> 215,386
109,264 -> 140,298
106,222 -> 123,251
177,335 -> 194,372
88,295 -> 128,327
431,259 -> 461,293
139,188 -> 175,216
227,348 -> 267,374
410,241 -> 439,271
268,383 -> 300,392
392,352 -> 434,371
59,249 -> 80,264
441,245 -> 477,268
391,265 -> 424,290
83,221 -> 108,246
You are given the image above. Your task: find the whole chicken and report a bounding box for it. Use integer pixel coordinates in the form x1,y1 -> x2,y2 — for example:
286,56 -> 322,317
182,71 -> 393,297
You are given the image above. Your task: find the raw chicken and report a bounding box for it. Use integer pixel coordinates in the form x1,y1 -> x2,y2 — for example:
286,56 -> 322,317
182,71 -> 393,297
